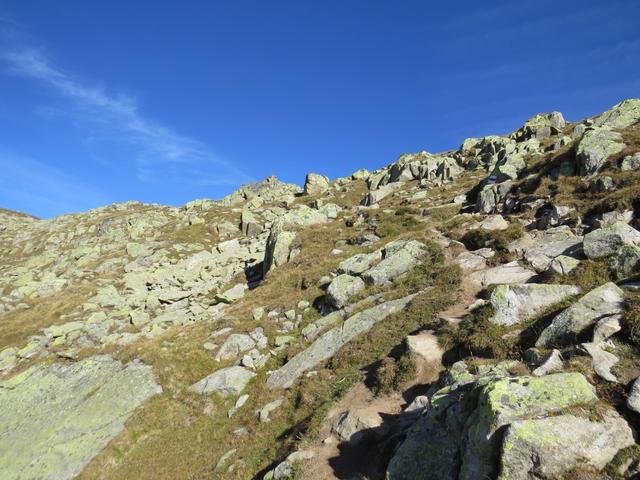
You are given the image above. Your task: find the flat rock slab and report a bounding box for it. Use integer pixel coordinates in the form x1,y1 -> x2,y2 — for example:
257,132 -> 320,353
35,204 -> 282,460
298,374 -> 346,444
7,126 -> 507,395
190,366 -> 256,396
0,355 -> 162,480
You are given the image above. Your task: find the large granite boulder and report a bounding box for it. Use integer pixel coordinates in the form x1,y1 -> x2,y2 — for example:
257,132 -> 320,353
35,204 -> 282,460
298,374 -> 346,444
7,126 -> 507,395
583,221 -> 640,259
489,283 -> 581,326
303,173 -> 330,196
386,368 -> 622,480
576,127 -> 625,176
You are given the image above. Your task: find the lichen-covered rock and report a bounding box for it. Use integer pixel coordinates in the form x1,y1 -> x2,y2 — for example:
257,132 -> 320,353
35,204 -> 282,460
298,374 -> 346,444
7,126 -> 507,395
498,412 -> 634,479
536,282 -> 624,348
593,98 -> 640,129
583,221 -> 640,259
576,127 -> 626,176
489,283 -> 580,326
459,373 -> 598,480
0,355 -> 161,480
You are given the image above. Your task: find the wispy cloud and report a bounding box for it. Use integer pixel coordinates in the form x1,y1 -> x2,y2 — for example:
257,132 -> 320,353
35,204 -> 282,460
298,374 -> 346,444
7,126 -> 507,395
0,28 -> 252,187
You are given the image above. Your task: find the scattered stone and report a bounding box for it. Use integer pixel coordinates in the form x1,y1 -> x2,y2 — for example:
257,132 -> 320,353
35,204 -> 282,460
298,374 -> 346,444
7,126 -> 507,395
332,410 -> 387,446
215,449 -> 236,471
258,398 -> 284,423
627,376 -> 640,414
621,152 -> 640,171
227,394 -> 249,418
252,307 -> 265,321
470,261 -> 536,287
548,255 -> 580,275
578,342 -> 619,382
477,215 -> 509,231
267,293 -> 417,389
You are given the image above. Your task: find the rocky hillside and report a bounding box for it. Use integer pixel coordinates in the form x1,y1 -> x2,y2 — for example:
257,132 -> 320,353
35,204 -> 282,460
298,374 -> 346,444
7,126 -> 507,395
1,99 -> 640,479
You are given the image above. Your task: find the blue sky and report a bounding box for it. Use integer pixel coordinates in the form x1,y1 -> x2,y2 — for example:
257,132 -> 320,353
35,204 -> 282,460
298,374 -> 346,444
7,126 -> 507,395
0,1 -> 639,218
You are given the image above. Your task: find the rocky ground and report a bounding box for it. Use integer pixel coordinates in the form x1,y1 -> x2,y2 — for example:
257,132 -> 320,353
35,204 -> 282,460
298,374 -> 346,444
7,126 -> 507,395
1,99 -> 640,479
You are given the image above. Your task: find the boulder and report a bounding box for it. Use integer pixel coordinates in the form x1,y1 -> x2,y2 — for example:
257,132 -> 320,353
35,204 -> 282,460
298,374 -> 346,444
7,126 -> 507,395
215,283 -> 246,303
498,412 -> 634,479
325,274 -> 365,309
536,282 -> 624,348
0,355 -> 161,480
266,293 -> 417,389
583,221 -> 640,259
303,173 -> 330,196
263,220 -> 298,275
331,410 -> 387,446
476,181 -> 512,214
489,284 -> 580,326
257,398 -> 284,423
576,127 -> 625,176
189,366 -> 256,396
362,184 -> 400,206
512,112 -> 566,141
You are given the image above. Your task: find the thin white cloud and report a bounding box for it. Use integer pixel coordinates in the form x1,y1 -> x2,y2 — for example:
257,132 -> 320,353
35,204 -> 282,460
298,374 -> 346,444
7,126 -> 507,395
0,44 -> 252,186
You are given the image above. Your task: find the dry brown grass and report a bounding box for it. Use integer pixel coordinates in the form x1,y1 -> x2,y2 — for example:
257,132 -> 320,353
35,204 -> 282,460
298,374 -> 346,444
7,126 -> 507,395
0,285 -> 95,351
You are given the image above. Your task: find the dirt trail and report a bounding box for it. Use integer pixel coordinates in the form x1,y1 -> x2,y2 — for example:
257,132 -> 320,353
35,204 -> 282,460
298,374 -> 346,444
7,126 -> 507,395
301,229 -> 486,479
